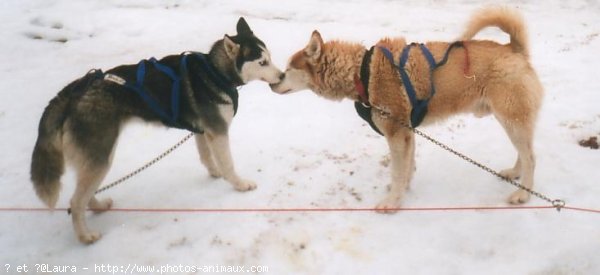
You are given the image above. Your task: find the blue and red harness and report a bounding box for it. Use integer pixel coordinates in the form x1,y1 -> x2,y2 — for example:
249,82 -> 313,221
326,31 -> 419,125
354,41 -> 471,135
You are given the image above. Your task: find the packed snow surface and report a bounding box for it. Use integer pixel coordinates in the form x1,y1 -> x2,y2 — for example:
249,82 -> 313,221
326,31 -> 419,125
1,0 -> 599,274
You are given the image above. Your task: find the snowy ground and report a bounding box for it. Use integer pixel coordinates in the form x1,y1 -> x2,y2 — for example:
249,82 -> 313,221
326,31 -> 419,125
1,0 -> 599,274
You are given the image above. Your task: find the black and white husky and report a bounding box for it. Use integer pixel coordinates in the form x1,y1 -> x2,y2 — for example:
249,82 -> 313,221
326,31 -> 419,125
30,18 -> 283,244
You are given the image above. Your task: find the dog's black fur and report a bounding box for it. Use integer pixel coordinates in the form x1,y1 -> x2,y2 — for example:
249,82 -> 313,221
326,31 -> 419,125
30,17 -> 282,243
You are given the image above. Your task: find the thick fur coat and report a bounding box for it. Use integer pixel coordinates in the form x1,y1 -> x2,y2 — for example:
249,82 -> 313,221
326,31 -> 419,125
271,7 -> 543,211
31,18 -> 283,243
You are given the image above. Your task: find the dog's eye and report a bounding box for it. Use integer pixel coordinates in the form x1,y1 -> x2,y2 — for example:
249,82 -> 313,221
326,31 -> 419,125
259,60 -> 269,66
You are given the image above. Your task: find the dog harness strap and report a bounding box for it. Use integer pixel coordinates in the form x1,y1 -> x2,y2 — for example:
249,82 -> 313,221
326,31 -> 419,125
98,52 -> 242,133
354,46 -> 374,105
418,43 -> 438,107
434,41 -> 473,77
380,42 -> 465,128
148,58 -> 181,124
380,45 -> 427,127
353,47 -> 383,135
418,44 -> 437,69
397,45 -> 420,109
435,41 -> 463,68
125,60 -> 179,127
136,59 -> 145,88
354,101 -> 383,136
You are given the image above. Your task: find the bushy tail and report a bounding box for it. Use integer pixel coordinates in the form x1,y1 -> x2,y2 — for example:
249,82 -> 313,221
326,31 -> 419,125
460,6 -> 529,58
30,78 -> 82,208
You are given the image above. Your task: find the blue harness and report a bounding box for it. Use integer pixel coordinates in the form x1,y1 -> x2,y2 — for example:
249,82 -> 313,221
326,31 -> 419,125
87,52 -> 238,132
378,42 -> 465,128
125,56 -> 184,127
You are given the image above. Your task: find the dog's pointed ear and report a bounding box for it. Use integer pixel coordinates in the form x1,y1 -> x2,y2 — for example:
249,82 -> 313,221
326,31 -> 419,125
223,35 -> 240,59
236,17 -> 253,35
305,30 -> 324,61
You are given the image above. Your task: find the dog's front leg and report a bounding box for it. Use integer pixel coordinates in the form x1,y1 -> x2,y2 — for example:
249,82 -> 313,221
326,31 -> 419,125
376,129 -> 415,213
195,133 -> 223,178
205,131 -> 257,191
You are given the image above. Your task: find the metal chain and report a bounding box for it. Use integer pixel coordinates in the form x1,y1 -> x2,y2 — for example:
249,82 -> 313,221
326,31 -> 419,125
405,123 -> 565,211
94,132 -> 195,195
90,119 -> 565,212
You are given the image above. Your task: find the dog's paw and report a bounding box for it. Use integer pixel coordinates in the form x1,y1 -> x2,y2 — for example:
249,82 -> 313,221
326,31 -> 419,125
233,180 -> 257,192
508,190 -> 530,204
90,198 -> 113,214
375,197 -> 401,214
207,167 -> 223,178
499,168 -> 521,180
78,231 -> 102,244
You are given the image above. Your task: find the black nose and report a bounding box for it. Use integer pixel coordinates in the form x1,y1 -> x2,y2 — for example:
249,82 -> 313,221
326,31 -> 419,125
278,73 -> 285,81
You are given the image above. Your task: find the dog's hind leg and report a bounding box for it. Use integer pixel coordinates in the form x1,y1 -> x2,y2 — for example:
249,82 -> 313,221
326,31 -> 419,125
70,160 -> 111,244
86,138 -> 116,214
87,142 -> 116,214
499,158 -> 521,180
88,196 -> 113,213
205,131 -> 256,191
195,133 -> 222,178
66,120 -> 117,244
491,90 -> 540,203
376,128 -> 415,213
490,73 -> 542,204
499,123 -> 536,204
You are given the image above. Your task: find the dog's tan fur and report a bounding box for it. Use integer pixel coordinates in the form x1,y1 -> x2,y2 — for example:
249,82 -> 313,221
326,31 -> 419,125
271,7 -> 543,211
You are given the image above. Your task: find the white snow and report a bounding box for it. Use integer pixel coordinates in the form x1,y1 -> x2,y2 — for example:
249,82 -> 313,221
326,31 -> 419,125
1,0 -> 599,274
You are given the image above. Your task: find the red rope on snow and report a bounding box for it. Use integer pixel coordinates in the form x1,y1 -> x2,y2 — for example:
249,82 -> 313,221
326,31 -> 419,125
0,205 -> 598,213
561,206 -> 600,214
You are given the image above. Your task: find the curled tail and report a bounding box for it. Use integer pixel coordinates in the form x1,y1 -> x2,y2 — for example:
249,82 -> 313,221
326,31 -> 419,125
30,73 -> 93,208
460,6 -> 529,58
